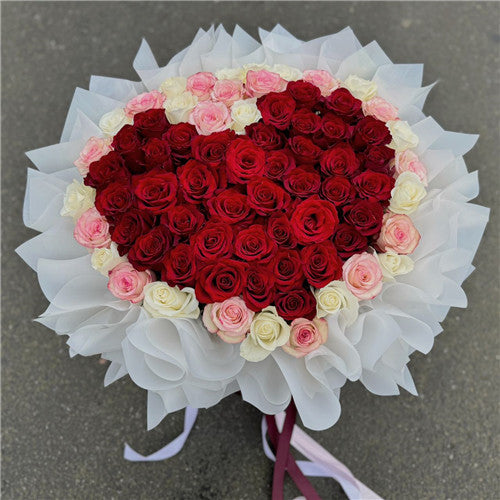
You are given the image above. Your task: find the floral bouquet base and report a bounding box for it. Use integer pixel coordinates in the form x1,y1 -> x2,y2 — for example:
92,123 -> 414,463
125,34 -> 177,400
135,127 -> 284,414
17,25 -> 488,499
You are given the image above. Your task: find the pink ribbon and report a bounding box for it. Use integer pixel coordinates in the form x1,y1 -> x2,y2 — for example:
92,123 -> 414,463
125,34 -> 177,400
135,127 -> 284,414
124,405 -> 382,499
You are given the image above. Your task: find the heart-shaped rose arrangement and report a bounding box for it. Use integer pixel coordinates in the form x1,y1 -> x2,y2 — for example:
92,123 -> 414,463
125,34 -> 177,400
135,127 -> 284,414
67,70 -> 424,362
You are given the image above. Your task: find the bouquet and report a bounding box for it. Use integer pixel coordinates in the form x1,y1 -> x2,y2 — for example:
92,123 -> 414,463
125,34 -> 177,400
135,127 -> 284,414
17,25 -> 489,498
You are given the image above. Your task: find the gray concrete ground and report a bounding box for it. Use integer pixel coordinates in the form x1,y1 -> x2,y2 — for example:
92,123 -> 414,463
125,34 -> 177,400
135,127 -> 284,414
2,2 -> 499,499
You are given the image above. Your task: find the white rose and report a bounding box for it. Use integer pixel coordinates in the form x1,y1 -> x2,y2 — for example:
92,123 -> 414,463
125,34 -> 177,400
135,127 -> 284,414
386,120 -> 419,151
271,64 -> 303,82
215,67 -> 246,81
143,282 -> 200,319
230,98 -> 262,133
389,171 -> 427,214
98,108 -> 132,136
60,180 -> 96,219
163,92 -> 198,124
159,76 -> 187,98
314,281 -> 359,326
377,252 -> 414,282
240,306 -> 290,362
91,243 -> 126,276
343,75 -> 378,101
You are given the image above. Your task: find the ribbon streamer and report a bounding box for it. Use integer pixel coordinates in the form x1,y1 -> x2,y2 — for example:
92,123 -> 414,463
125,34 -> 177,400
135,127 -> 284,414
124,405 -> 382,499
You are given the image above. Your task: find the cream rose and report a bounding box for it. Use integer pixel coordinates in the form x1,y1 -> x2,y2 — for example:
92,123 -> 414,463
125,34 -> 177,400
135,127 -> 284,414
230,98 -> 262,133
243,62 -> 272,76
240,306 -> 290,362
386,120 -> 419,151
99,108 -> 132,136
344,75 -> 378,101
60,180 -> 96,219
271,64 -> 303,82
389,172 -> 427,215
215,67 -> 246,81
314,280 -> 359,326
377,252 -> 415,281
163,91 -> 198,124
159,76 -> 187,98
143,282 -> 200,319
91,243 -> 126,276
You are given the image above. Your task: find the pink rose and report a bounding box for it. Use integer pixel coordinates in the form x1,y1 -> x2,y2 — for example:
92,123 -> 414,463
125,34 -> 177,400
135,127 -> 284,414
245,70 -> 286,98
342,252 -> 383,300
73,207 -> 111,249
377,212 -> 421,254
211,79 -> 244,106
395,150 -> 428,186
186,72 -> 217,101
202,297 -> 254,344
107,262 -> 153,303
302,70 -> 341,97
282,317 -> 328,358
362,96 -> 399,122
125,91 -> 166,117
74,136 -> 112,176
188,101 -> 232,135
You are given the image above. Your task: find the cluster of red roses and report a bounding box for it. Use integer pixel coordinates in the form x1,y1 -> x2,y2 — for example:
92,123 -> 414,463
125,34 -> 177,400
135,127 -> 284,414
84,81 -> 396,321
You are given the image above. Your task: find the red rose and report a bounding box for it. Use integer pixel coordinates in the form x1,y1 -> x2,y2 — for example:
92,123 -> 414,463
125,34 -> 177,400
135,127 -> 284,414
320,143 -> 359,177
95,181 -> 133,216
247,177 -> 289,215
333,223 -> 368,259
352,171 -> 395,202
111,124 -> 145,172
226,138 -> 266,183
207,189 -> 253,225
160,204 -> 204,238
288,135 -> 322,164
325,88 -> 362,118
290,109 -> 321,135
320,176 -> 356,206
275,288 -> 316,321
134,109 -> 169,139
133,169 -> 178,214
141,138 -> 173,171
234,224 -> 277,263
353,116 -> 391,148
162,243 -> 197,288
283,167 -> 321,198
264,149 -> 296,181
291,196 -> 339,244
110,209 -> 155,255
163,123 -> 198,164
257,92 -> 296,130
266,213 -> 297,249
178,160 -> 219,203
195,258 -> 248,303
321,112 -> 350,140
343,200 -> 384,236
273,249 -> 304,291
192,222 -> 234,261
85,151 -> 130,188
245,122 -> 285,150
301,241 -> 343,288
128,225 -> 172,271
191,130 -> 235,166
362,145 -> 395,174
243,265 -> 275,312
286,80 -> 321,108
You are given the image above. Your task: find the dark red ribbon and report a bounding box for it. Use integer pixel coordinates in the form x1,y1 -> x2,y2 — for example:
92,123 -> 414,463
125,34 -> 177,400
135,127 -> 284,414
265,400 -> 322,500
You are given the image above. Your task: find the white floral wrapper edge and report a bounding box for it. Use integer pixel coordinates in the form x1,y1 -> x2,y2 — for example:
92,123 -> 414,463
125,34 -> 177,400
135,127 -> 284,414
16,25 -> 489,431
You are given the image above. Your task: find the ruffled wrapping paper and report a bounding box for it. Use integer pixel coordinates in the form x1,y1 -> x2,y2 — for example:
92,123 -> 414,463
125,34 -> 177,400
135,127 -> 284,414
16,25 -> 489,431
